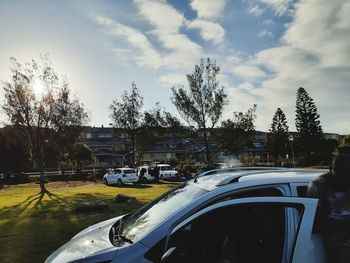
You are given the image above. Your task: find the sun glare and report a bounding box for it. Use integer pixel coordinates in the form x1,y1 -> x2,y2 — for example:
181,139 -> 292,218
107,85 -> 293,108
32,76 -> 45,96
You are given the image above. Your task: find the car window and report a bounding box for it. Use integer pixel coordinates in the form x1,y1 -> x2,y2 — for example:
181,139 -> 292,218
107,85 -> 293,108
166,203 -> 301,263
145,188 -> 284,262
160,166 -> 174,171
124,169 -> 136,174
297,186 -> 308,197
114,169 -> 121,174
212,187 -> 283,205
121,183 -> 209,242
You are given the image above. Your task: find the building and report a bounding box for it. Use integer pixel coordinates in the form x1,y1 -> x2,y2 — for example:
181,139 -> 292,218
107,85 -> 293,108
83,126 -> 126,167
82,126 -> 342,166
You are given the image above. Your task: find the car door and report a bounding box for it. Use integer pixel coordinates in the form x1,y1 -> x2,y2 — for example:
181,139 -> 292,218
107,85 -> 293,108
113,169 -> 121,183
161,197 -> 319,263
124,170 -> 133,182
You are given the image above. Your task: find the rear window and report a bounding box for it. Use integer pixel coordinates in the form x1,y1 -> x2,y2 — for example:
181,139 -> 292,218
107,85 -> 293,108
124,169 -> 136,174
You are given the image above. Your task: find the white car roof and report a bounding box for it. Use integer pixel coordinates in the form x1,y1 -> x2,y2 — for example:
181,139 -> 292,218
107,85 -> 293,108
192,168 -> 327,191
157,164 -> 172,167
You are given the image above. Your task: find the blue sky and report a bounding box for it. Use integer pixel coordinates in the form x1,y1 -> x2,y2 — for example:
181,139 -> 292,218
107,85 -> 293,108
1,0 -> 350,134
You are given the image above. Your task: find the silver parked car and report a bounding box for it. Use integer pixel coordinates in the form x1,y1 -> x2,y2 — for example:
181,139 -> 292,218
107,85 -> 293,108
46,167 -> 327,263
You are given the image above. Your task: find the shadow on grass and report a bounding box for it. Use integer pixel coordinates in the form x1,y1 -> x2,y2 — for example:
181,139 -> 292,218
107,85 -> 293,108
0,190 -> 148,263
107,183 -> 151,189
0,189 -> 66,217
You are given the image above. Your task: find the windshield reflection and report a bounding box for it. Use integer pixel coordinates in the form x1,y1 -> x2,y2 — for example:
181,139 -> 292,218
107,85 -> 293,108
121,183 -> 208,241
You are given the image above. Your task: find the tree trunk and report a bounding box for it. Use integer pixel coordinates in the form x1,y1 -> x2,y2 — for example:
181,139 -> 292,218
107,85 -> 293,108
39,161 -> 46,193
205,146 -> 210,163
131,132 -> 135,167
203,128 -> 210,163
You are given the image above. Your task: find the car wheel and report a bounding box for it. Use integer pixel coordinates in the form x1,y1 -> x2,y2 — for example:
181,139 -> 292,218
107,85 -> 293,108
160,175 -> 164,181
117,179 -> 122,187
104,178 -> 109,185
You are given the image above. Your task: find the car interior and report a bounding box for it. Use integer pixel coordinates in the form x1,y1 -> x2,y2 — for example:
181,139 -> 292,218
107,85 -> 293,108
168,203 -> 286,263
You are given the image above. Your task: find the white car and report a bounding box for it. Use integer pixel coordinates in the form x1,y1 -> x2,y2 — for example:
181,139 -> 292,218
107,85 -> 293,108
103,168 -> 138,186
137,165 -> 155,182
46,167 -> 327,263
157,164 -> 179,180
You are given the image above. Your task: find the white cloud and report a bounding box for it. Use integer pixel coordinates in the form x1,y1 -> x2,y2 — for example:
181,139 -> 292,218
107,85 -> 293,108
262,19 -> 274,26
225,55 -> 242,65
283,0 -> 350,68
187,19 -> 225,44
243,0 -> 350,133
232,64 -> 267,79
247,5 -> 264,16
134,0 -> 202,70
159,73 -> 187,86
238,82 -> 256,92
258,29 -> 273,37
257,0 -> 293,16
94,16 -> 162,69
190,0 -> 227,20
134,0 -> 184,35
224,86 -> 259,121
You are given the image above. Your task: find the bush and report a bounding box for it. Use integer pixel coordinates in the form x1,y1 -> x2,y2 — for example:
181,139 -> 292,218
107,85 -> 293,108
176,158 -> 201,178
96,168 -> 108,180
0,171 -> 30,184
167,158 -> 179,168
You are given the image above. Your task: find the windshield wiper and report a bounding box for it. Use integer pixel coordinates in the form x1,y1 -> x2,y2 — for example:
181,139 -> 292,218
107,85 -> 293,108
116,216 -> 133,244
116,234 -> 133,244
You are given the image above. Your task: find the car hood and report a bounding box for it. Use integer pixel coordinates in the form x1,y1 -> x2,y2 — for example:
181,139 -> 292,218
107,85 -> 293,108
45,215 -> 123,263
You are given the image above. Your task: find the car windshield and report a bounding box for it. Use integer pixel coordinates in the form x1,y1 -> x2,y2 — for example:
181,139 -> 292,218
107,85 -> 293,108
123,169 -> 136,174
161,166 -> 174,171
121,182 -> 208,241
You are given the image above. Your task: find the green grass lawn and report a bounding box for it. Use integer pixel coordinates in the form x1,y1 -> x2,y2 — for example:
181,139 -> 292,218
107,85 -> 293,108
0,181 -> 178,263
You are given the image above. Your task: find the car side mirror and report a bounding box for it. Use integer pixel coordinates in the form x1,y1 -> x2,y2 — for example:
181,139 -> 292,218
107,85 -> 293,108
161,247 -> 176,263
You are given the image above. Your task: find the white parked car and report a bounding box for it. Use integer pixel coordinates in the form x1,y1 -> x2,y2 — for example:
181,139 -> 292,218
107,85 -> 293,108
157,164 -> 179,181
103,168 -> 138,186
137,165 -> 155,182
46,167 -> 327,263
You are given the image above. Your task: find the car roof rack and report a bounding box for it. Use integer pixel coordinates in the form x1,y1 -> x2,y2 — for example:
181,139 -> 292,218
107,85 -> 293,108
194,167 -> 289,182
194,166 -> 326,184
214,168 -> 325,186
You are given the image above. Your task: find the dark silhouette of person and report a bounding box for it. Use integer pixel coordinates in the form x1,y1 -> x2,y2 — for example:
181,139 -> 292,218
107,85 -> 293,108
307,154 -> 350,263
154,165 -> 160,181
139,168 -> 145,181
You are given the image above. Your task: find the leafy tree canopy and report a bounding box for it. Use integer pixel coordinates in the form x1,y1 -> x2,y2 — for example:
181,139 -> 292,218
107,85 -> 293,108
217,105 -> 257,155
295,87 -> 323,161
171,58 -> 227,162
1,55 -> 88,191
268,108 -> 289,165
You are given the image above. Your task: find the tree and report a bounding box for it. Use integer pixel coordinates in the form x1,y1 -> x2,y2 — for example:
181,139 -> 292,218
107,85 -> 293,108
171,58 -> 227,162
268,108 -> 289,166
109,82 -> 143,167
295,87 -> 323,163
136,102 -> 181,163
69,143 -> 93,172
216,105 -> 257,156
2,55 -> 88,192
337,135 -> 350,155
110,83 -> 180,166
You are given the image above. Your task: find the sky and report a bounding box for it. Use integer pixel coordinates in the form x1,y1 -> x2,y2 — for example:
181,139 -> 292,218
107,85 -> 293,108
0,0 -> 349,134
